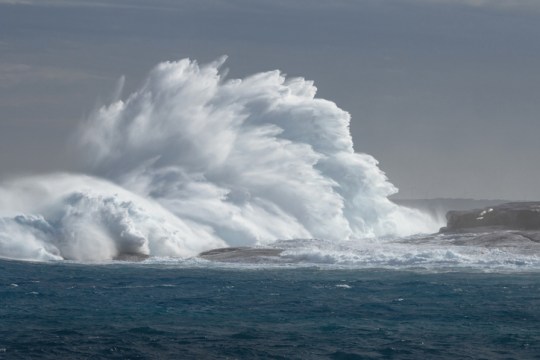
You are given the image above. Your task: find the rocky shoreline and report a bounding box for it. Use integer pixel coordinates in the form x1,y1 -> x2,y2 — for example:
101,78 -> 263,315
437,202 -> 540,249
441,202 -> 540,232
199,247 -> 283,262
198,202 -> 540,263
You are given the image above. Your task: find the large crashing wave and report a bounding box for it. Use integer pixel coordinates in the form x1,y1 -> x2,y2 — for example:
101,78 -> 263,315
0,175 -> 226,261
0,57 -> 436,262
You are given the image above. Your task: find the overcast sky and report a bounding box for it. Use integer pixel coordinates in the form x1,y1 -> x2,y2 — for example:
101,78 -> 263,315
1,0 -> 539,200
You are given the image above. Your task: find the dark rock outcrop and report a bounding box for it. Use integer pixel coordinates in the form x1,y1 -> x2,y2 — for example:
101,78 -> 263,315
441,202 -> 540,232
113,253 -> 150,261
199,247 -> 283,262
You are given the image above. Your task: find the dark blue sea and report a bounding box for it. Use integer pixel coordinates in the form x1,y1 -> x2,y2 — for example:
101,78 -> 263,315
1,259 -> 539,359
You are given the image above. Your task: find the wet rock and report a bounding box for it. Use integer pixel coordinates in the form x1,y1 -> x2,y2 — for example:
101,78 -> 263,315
113,253 -> 150,262
199,247 -> 283,262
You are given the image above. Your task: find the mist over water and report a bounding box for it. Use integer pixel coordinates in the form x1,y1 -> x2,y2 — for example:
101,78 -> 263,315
1,57 -> 440,262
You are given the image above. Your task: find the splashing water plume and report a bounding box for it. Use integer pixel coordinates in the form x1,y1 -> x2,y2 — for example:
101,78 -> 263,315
0,57 -> 437,262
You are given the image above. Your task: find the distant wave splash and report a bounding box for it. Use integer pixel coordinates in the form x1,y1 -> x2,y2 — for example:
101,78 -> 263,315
0,57 -> 437,262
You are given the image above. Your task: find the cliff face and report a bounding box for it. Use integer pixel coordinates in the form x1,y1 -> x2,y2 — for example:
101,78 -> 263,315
441,202 -> 540,232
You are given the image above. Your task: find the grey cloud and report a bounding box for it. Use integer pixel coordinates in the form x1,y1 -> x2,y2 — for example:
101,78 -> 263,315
410,0 -> 540,11
0,63 -> 103,87
0,0 -> 171,9
0,0 -> 237,10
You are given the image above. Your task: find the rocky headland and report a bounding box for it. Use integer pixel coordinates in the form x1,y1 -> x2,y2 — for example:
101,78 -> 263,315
438,202 -> 540,248
441,202 -> 540,232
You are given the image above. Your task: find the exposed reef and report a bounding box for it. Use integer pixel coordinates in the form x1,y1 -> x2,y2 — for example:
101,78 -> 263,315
199,247 -> 283,262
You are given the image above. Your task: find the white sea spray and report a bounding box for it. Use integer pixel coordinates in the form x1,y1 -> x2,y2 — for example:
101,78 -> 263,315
1,57 -> 439,262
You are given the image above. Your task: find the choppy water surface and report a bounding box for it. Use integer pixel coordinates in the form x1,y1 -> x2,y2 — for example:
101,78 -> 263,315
1,259 -> 539,359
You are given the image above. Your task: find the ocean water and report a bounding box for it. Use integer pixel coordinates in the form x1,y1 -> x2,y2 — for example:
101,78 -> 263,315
1,259 -> 539,359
